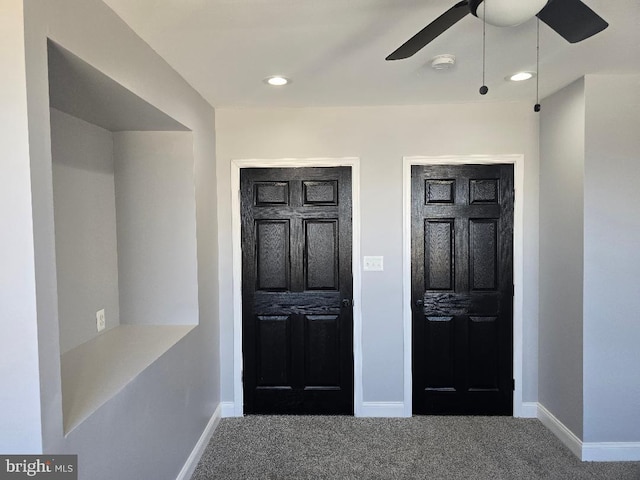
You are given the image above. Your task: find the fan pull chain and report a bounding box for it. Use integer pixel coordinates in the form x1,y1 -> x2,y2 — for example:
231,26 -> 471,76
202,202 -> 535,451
479,0 -> 488,95
534,18 -> 541,112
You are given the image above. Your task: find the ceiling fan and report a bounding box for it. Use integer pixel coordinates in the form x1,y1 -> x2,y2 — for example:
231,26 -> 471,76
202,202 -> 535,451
386,0 -> 608,61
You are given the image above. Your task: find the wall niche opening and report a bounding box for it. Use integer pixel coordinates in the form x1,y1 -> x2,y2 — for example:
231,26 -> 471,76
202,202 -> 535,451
48,40 -> 198,434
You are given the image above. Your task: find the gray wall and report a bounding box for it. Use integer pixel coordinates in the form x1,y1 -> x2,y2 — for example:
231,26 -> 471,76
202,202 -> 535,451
538,78 -> 585,439
0,0 -> 43,453
539,74 -> 640,444
14,0 -> 220,478
51,108 -> 121,354
113,131 -> 198,326
216,104 -> 540,407
583,75 -> 640,443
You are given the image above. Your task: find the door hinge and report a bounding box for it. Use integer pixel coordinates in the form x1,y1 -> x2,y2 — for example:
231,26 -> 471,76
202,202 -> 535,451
512,379 -> 515,391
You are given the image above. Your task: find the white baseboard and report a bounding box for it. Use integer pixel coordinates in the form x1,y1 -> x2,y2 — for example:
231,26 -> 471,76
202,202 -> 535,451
537,403 -> 583,459
537,403 -> 640,462
582,442 -> 640,462
359,402 -> 407,418
220,401 -> 238,418
518,402 -> 538,418
176,403 -> 222,480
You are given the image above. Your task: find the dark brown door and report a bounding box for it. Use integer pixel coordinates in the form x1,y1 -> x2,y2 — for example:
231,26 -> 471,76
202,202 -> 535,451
411,164 -> 514,415
241,167 -> 353,414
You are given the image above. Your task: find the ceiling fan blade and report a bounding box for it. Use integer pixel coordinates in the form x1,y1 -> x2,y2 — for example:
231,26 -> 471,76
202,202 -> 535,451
386,1 -> 470,61
536,0 -> 608,43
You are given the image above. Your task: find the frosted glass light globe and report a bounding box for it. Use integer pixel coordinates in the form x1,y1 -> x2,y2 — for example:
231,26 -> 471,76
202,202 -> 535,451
475,0 -> 548,27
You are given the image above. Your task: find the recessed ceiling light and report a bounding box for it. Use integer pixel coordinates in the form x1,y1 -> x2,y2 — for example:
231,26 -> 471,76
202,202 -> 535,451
507,71 -> 536,82
264,76 -> 290,86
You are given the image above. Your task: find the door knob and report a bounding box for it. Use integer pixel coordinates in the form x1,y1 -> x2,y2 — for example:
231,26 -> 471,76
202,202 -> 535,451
342,299 -> 352,308
415,299 -> 424,307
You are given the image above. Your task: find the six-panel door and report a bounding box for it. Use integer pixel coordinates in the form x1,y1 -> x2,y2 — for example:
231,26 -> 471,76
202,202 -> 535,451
241,167 -> 353,414
411,164 -> 514,415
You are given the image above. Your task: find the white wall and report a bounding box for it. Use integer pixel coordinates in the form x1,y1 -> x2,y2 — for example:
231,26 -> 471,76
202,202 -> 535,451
18,0 -> 219,477
0,0 -> 43,453
538,78 -> 586,439
113,131 -> 198,326
50,108 -> 121,354
216,103 -> 540,408
583,75 -> 640,443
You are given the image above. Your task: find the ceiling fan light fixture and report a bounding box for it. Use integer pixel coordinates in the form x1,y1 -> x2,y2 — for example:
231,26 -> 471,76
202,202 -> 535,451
264,75 -> 290,86
473,0 -> 548,27
507,71 -> 536,82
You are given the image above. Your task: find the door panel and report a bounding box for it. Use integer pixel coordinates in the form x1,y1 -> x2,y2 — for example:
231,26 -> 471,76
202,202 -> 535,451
425,220 -> 455,290
412,164 -> 514,415
424,316 -> 455,390
256,220 -> 289,291
304,220 -> 338,290
470,219 -> 498,290
305,314 -> 341,387
468,316 -> 499,390
257,315 -> 290,386
242,167 -> 353,415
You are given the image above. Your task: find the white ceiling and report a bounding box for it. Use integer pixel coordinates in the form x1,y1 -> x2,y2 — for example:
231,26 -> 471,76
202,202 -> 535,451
102,0 -> 640,108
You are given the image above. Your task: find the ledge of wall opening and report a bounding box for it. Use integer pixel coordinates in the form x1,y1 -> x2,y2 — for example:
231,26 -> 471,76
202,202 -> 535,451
61,325 -> 194,434
47,40 -> 189,132
48,39 -> 198,435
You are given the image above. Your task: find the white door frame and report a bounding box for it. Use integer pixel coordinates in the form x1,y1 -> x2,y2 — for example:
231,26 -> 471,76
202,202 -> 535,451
403,155 -> 526,417
230,157 -> 362,416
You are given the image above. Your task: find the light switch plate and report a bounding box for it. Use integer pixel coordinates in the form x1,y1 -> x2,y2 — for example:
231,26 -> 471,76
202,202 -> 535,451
363,256 -> 384,271
96,309 -> 106,332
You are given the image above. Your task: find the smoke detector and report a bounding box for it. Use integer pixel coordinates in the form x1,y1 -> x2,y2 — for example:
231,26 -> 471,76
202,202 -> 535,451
430,54 -> 456,70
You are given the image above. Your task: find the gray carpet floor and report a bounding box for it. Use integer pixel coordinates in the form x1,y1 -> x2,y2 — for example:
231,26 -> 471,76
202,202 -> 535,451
191,416 -> 640,480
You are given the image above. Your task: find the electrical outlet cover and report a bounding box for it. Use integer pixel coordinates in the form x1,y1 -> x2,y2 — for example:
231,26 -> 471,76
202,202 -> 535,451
96,309 -> 106,332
